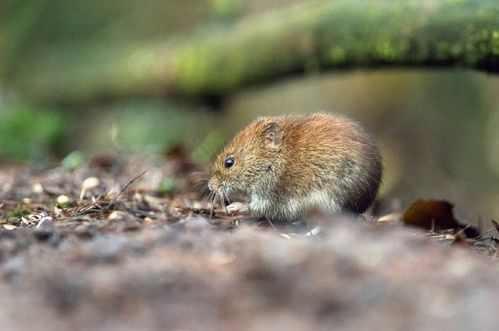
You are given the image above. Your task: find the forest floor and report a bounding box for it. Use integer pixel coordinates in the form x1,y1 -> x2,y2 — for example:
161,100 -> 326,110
0,154 -> 498,331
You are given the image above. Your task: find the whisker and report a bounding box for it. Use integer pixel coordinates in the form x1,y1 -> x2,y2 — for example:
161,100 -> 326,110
220,194 -> 228,215
199,185 -> 209,196
209,192 -> 215,218
190,181 -> 209,192
189,169 -> 209,176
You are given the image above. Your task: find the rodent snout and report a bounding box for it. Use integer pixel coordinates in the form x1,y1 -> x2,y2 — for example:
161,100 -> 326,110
207,178 -> 226,196
207,179 -> 217,193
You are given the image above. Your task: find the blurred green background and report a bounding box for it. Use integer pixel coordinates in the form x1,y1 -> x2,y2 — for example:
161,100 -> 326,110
1,0 -> 499,220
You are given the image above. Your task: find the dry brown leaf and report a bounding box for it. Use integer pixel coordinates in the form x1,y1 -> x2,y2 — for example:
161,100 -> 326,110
402,200 -> 479,238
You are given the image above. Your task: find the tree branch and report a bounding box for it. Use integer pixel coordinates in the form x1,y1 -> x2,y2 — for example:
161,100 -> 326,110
13,0 -> 499,105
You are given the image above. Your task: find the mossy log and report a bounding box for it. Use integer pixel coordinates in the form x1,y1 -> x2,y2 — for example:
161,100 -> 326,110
14,0 -> 499,105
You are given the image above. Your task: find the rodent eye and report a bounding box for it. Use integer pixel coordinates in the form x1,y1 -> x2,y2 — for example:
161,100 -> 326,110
224,157 -> 235,169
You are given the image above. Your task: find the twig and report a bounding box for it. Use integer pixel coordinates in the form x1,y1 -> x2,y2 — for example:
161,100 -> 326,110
104,168 -> 149,211
473,227 -> 496,241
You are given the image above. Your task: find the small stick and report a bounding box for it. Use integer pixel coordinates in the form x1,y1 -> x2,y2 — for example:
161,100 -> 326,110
473,227 -> 495,241
105,168 -> 148,211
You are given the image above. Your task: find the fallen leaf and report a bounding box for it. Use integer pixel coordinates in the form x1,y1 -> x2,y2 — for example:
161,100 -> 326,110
491,219 -> 499,232
403,200 -> 479,238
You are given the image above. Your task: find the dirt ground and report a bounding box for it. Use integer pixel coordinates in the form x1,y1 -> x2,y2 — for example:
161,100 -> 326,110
0,155 -> 498,331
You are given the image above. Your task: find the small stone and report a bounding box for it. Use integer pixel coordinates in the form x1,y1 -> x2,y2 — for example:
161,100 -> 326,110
56,195 -> 71,207
2,224 -> 16,230
377,213 -> 403,224
2,182 -> 12,192
108,211 -> 126,221
32,183 -> 44,193
35,217 -> 56,236
81,177 -> 100,190
80,177 -> 100,200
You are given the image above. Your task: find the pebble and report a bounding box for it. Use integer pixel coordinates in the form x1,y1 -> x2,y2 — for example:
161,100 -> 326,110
81,177 -> 100,190
35,217 -> 56,238
80,177 -> 100,200
31,183 -> 44,193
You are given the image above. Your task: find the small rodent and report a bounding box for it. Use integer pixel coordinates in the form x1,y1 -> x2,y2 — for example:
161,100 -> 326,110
208,113 -> 382,221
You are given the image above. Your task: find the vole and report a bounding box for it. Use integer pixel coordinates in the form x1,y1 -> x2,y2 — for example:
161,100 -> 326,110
208,113 -> 382,221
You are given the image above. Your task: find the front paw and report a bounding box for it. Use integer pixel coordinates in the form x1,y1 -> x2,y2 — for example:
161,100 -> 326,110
226,202 -> 249,216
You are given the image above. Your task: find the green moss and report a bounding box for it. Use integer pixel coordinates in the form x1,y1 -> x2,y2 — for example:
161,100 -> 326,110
13,0 -> 499,102
0,103 -> 64,162
61,151 -> 86,169
329,47 -> 347,63
211,0 -> 241,19
176,44 -> 209,92
5,204 -> 30,222
158,177 -> 177,195
492,31 -> 499,55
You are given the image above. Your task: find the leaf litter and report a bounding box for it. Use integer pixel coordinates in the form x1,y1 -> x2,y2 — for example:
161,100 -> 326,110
0,153 -> 498,331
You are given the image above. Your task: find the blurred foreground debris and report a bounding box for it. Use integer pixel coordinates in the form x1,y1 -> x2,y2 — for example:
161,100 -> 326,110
0,156 -> 498,330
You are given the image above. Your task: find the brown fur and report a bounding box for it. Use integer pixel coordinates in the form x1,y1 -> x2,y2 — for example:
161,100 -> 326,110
208,113 -> 382,221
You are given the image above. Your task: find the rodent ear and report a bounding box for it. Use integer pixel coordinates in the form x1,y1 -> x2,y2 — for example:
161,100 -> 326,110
261,122 -> 282,149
